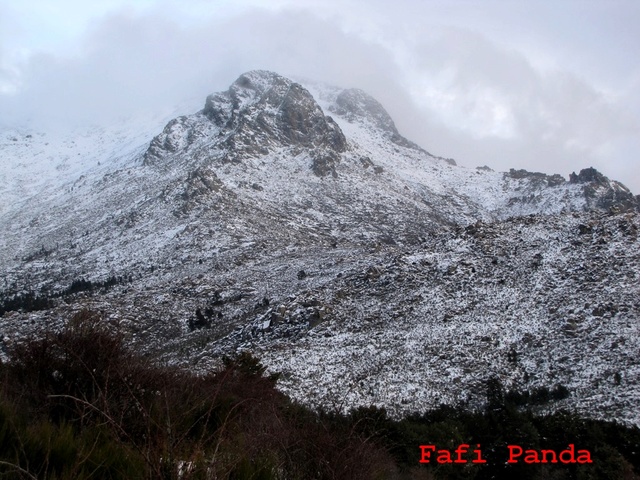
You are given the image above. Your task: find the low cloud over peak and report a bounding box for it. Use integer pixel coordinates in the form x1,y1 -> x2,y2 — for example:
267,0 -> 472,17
1,2 -> 638,192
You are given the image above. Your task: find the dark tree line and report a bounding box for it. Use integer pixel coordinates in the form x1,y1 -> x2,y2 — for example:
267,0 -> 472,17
0,275 -> 132,317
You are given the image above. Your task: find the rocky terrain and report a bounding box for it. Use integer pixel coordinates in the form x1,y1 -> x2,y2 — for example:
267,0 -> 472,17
1,70 -> 638,425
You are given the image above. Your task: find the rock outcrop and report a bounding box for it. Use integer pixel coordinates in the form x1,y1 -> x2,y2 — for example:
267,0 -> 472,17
145,71 -> 347,176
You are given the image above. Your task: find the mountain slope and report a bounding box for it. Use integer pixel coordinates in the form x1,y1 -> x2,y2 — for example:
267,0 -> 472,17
0,70 -> 638,426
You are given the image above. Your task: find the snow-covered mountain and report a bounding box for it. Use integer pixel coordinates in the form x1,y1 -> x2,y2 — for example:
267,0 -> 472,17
1,70 -> 638,425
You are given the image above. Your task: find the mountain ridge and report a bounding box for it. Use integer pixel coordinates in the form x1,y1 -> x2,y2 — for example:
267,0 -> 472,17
0,70 -> 638,426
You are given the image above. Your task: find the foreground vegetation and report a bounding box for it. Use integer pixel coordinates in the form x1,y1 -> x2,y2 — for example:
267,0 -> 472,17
0,310 -> 638,479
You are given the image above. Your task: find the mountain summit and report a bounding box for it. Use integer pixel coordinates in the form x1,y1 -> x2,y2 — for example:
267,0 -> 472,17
145,71 -> 347,177
1,71 -> 639,426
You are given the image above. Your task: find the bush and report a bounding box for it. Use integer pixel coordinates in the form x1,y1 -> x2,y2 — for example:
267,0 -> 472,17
0,310 -> 396,479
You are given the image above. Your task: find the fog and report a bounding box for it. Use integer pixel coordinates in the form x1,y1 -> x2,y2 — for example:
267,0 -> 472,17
1,1 -> 638,192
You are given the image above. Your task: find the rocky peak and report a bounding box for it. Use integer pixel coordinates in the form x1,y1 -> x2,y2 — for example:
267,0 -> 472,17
569,167 -> 608,185
569,167 -> 639,213
333,89 -> 396,134
329,88 -> 424,151
145,70 -> 347,176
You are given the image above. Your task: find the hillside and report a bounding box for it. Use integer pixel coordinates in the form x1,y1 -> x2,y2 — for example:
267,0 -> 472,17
0,70 -> 638,427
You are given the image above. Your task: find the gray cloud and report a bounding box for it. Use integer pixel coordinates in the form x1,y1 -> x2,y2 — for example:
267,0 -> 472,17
389,27 -> 640,190
0,9 -> 406,124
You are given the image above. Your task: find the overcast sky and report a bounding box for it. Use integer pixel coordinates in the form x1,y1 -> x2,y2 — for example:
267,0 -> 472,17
1,0 -> 638,192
